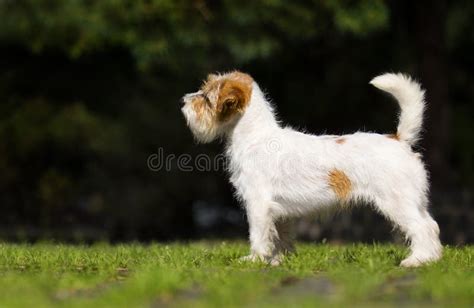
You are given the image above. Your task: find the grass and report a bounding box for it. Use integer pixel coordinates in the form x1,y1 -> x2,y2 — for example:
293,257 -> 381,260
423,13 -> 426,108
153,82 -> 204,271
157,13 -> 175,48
0,242 -> 472,307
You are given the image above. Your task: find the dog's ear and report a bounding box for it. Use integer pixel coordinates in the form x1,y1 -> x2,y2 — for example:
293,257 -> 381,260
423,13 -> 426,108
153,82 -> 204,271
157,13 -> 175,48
216,74 -> 253,122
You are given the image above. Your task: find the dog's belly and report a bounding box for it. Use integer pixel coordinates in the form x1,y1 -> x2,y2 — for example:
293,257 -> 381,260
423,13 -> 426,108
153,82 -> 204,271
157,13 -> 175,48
273,195 -> 336,216
271,170 -> 338,215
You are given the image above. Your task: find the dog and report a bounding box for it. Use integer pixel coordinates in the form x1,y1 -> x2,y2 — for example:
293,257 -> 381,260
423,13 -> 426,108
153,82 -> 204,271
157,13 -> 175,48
181,71 -> 442,267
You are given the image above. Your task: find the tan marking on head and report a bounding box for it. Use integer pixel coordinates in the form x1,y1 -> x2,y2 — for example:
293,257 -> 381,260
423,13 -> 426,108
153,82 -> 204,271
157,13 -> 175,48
335,137 -> 346,144
200,74 -> 221,98
328,169 -> 352,200
192,97 -> 207,120
387,133 -> 400,141
183,71 -> 254,143
225,71 -> 254,84
214,71 -> 253,122
187,70 -> 253,140
206,73 -> 218,83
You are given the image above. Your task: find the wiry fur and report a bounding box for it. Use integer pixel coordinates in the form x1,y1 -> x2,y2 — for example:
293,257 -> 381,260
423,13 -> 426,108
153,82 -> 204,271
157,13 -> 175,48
370,73 -> 426,146
182,71 -> 442,267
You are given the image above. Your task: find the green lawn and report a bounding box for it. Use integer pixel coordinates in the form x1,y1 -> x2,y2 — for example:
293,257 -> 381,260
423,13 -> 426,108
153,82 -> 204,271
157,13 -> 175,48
0,242 -> 472,307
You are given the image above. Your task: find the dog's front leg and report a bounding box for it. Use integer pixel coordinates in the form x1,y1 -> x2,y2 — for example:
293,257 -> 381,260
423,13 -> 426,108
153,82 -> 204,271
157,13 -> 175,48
275,218 -> 296,254
243,201 -> 281,265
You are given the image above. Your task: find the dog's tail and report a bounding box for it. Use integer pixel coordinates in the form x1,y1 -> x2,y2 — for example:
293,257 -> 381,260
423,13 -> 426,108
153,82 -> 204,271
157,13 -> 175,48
370,73 -> 426,147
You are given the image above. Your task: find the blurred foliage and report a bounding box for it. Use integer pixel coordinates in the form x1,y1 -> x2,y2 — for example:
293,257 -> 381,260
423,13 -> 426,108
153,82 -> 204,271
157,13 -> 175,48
0,0 -> 388,69
0,0 -> 472,242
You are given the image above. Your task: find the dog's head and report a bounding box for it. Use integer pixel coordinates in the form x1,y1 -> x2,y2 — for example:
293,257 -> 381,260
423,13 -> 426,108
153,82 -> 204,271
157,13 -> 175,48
181,71 -> 253,143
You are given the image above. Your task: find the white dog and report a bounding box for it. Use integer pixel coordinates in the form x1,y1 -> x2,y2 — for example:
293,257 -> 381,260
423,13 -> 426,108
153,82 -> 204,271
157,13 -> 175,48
181,71 -> 442,267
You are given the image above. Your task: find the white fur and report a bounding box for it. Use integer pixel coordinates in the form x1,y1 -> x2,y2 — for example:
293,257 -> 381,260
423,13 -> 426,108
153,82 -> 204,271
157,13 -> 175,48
182,73 -> 442,267
370,73 -> 426,146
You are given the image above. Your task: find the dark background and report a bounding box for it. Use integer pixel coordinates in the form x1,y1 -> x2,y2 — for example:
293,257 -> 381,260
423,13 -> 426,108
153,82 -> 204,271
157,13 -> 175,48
0,0 -> 472,244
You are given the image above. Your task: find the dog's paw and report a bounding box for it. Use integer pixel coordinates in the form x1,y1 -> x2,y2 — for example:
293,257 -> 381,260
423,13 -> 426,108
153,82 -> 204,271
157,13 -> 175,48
400,257 -> 422,267
400,253 -> 441,267
239,254 -> 283,266
268,255 -> 283,266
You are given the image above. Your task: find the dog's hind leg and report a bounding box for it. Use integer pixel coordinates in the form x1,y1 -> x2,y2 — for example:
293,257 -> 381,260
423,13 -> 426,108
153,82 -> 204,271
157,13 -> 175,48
374,193 -> 442,267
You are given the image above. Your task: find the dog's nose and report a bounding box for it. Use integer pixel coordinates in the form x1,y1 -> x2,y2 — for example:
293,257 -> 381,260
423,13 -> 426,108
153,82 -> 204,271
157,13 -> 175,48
182,93 -> 194,105
182,94 -> 193,106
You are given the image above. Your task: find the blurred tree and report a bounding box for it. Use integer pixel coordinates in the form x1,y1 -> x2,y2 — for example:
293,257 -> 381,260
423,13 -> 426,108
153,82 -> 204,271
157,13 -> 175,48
415,0 -> 452,188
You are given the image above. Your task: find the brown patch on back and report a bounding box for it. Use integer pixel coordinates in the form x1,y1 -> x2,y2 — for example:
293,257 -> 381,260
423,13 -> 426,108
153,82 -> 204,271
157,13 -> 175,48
386,133 -> 400,141
328,169 -> 352,200
335,137 -> 346,144
215,72 -> 253,122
